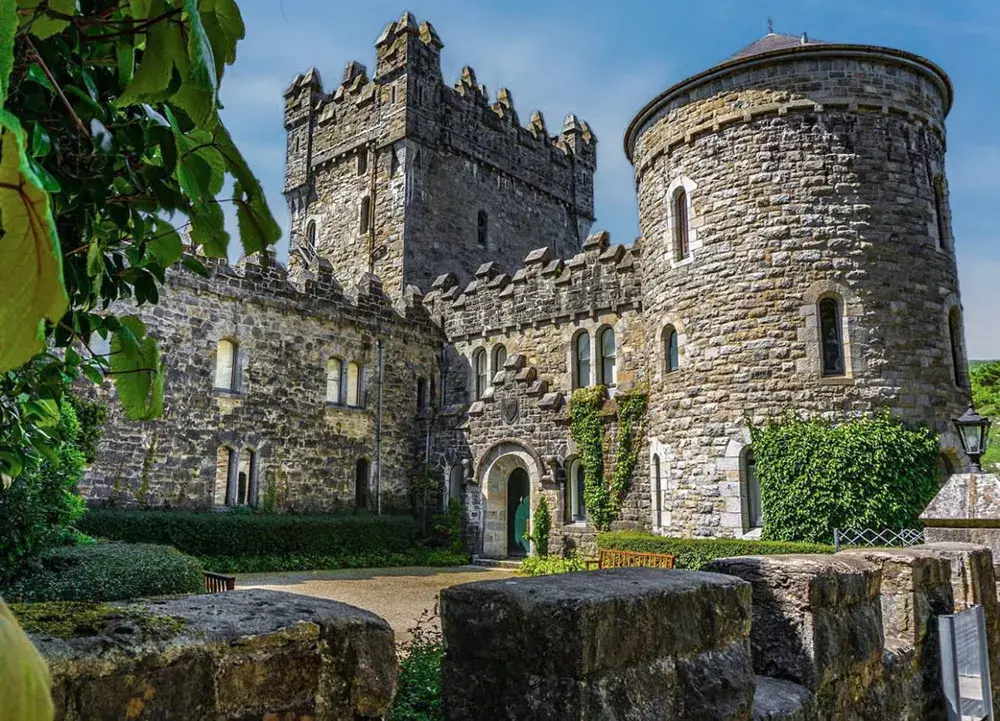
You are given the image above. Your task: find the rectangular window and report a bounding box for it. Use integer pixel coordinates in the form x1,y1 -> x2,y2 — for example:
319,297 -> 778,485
417,377 -> 427,410
818,298 -> 845,376
346,362 -> 361,407
357,149 -> 368,176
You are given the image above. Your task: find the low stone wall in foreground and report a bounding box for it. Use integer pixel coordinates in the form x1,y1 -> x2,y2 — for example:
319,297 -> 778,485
30,589 -> 397,721
441,542 -> 999,721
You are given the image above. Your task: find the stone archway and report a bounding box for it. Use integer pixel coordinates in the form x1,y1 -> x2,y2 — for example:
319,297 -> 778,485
477,440 -> 544,558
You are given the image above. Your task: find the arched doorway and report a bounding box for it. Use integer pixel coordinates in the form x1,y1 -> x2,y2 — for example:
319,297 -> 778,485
507,468 -> 530,556
476,440 -> 544,558
355,459 -> 370,509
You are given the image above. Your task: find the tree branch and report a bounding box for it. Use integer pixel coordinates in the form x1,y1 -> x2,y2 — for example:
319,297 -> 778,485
24,38 -> 90,139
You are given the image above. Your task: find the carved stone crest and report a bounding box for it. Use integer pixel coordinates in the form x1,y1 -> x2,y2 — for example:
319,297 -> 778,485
500,398 -> 519,425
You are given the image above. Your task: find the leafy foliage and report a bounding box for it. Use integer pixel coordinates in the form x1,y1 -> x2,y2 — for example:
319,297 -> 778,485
0,396 -> 92,582
517,554 -> 586,577
524,495 -> 551,556
429,498 -> 464,554
596,532 -> 833,571
0,0 -> 279,487
0,542 -> 204,602
76,509 -> 470,572
389,613 -> 443,721
568,385 -> 648,531
971,361 -> 1000,472
749,411 -> 941,544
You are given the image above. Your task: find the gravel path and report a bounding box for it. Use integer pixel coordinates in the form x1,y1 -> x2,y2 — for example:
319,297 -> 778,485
237,565 -> 517,643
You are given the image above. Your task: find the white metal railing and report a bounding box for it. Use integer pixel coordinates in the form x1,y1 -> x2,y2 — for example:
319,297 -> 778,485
832,527 -> 925,552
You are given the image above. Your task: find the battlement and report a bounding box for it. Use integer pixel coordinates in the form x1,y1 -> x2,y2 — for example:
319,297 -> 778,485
175,249 -> 436,333
422,230 -> 641,342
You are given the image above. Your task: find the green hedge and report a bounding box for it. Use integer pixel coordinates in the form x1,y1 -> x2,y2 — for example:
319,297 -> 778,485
79,509 -> 419,558
77,510 -> 470,573
0,543 -> 204,602
596,532 -> 832,571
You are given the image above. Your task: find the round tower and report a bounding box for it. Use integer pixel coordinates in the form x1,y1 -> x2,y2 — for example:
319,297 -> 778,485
626,33 -> 970,538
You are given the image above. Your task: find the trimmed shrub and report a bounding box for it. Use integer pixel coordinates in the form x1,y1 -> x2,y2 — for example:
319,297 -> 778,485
79,510 -> 418,558
78,510 -> 470,572
596,532 -> 832,571
1,543 -> 204,602
751,411 -> 940,543
518,554 -> 586,577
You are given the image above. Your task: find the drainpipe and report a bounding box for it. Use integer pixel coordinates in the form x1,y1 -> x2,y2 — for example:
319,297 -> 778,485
376,337 -> 384,515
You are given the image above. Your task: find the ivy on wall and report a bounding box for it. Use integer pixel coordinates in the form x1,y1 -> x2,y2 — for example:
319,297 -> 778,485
568,385 -> 648,531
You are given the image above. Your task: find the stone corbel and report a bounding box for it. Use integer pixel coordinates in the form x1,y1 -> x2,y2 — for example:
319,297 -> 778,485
461,457 -> 475,485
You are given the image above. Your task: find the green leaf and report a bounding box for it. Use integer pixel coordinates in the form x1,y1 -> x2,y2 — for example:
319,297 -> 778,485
81,364 -> 103,385
0,110 -> 67,372
0,450 -> 23,478
117,0 -> 183,106
0,0 -> 15,107
181,255 -> 209,277
199,0 -> 244,76
116,36 -> 135,86
187,200 -> 227,256
110,316 -> 164,420
171,0 -> 218,129
25,155 -> 59,192
30,123 -> 50,158
26,64 -> 53,91
148,222 -> 184,264
17,0 -> 76,39
233,179 -> 280,257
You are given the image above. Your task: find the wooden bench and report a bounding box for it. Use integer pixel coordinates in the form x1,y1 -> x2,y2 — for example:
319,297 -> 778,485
584,549 -> 676,571
204,571 -> 236,593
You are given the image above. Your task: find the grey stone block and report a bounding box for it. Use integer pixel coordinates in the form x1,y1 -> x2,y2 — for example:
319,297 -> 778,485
440,568 -> 755,721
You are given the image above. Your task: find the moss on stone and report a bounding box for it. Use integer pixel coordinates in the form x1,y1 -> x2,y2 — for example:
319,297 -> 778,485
10,601 -> 187,640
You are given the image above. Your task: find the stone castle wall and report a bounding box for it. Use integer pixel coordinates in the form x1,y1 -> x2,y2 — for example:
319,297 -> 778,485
83,255 -> 441,511
629,48 -> 969,538
283,12 -> 596,301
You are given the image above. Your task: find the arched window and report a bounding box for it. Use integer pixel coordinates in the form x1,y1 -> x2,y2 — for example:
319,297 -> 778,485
472,349 -> 488,400
355,458 -> 370,509
818,298 -> 845,377
934,179 -> 948,251
236,448 -> 255,506
573,331 -> 591,388
742,449 -> 763,530
357,148 -> 368,176
346,362 -> 363,407
653,454 -> 662,527
664,326 -> 679,373
305,220 -> 317,250
359,196 -> 371,235
492,345 -> 507,379
477,210 -> 488,246
599,327 -> 616,387
448,465 -> 463,504
214,339 -> 238,390
673,188 -> 690,261
417,377 -> 427,410
326,358 -> 343,404
215,446 -> 233,506
567,459 -> 587,522
949,308 -> 968,388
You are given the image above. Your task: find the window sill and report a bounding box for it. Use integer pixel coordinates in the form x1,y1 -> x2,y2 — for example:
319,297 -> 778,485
324,402 -> 367,412
212,388 -> 246,398
564,520 -> 591,529
670,255 -> 694,269
817,375 -> 855,386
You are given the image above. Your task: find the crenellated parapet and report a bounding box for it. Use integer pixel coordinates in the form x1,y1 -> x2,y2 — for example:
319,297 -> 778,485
422,230 -> 640,342
173,249 -> 436,334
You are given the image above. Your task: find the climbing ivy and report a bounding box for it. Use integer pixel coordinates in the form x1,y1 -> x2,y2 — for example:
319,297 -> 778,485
568,385 -> 648,531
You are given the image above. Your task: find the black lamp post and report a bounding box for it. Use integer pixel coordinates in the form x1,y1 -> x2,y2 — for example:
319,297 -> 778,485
954,405 -> 993,473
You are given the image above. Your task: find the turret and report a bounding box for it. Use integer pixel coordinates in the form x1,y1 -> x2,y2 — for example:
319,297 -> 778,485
282,67 -> 323,195
374,12 -> 443,81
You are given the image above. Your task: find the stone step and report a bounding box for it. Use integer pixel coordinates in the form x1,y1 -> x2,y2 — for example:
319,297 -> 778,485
472,556 -> 524,570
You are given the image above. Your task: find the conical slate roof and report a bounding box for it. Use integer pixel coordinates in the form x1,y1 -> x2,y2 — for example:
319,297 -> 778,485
729,32 -> 825,60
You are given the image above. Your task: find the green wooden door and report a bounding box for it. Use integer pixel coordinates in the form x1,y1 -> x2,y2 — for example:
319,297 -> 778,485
507,468 -> 530,556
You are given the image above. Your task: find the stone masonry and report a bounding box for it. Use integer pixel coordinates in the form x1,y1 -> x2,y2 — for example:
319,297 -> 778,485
86,21 -> 973,556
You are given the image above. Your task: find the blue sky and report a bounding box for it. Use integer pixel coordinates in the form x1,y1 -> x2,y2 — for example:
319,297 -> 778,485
219,0 -> 999,358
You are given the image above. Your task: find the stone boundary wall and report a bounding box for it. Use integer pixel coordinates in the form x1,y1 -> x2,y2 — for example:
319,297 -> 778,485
442,543 -> 999,720
32,590 -> 397,721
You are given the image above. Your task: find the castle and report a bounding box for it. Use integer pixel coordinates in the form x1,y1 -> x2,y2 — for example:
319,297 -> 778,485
83,13 -> 972,557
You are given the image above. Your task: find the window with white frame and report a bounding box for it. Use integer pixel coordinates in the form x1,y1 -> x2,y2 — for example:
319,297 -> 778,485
573,331 -> 591,388
214,339 -> 238,391
599,327 -> 616,386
